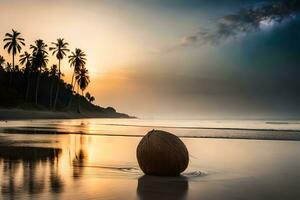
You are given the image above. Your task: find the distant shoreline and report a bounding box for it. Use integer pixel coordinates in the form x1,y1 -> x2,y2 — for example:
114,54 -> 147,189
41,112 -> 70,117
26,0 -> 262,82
0,108 -> 133,121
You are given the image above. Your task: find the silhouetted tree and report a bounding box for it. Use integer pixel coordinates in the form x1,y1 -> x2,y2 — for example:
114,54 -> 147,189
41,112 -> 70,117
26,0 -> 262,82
49,38 -> 69,110
76,67 -> 90,96
14,65 -> 20,73
0,29 -> 114,116
5,62 -> 12,72
75,67 -> 90,113
30,39 -> 48,105
19,51 -> 32,71
67,48 -> 86,108
68,48 -> 86,90
19,51 -> 32,101
49,64 -> 58,107
5,62 -> 13,84
3,29 -> 25,84
0,55 -> 5,71
85,92 -> 95,103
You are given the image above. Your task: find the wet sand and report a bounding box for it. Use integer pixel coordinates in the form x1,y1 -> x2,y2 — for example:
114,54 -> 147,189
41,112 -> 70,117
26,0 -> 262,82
0,119 -> 300,200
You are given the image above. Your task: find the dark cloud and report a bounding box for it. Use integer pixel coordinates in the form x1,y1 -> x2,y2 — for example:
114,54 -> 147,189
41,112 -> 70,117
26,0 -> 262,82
143,16 -> 300,118
179,0 -> 300,48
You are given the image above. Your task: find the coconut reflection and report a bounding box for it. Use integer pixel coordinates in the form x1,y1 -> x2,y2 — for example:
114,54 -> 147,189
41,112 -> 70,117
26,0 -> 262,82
137,175 -> 189,200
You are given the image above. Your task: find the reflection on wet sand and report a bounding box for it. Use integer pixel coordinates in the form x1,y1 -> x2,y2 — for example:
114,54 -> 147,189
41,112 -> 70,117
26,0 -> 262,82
72,135 -> 88,179
137,175 -> 188,200
2,119 -> 300,200
0,146 -> 63,197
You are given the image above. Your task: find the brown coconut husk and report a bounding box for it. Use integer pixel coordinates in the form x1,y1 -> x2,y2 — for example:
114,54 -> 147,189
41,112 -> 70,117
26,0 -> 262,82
136,130 -> 189,176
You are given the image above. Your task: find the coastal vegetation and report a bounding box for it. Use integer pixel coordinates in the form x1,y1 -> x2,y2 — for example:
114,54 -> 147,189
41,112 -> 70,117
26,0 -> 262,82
0,29 -> 128,118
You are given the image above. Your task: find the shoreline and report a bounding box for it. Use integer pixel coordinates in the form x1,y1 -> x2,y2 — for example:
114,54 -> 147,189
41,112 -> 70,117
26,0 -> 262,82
1,128 -> 300,200
0,108 -> 132,121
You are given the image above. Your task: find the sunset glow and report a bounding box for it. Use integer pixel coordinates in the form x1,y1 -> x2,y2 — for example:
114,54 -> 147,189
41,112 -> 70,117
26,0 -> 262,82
0,0 -> 300,118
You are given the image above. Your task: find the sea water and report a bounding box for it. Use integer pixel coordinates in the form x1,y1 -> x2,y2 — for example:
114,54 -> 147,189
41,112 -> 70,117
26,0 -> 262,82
0,119 -> 300,200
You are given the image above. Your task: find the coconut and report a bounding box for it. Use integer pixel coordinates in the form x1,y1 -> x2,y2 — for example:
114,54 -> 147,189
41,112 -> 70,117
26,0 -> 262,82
136,130 -> 189,176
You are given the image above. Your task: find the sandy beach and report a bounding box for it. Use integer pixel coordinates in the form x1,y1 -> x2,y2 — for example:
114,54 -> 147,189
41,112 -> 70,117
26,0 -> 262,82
0,108 -> 130,120
0,108 -> 78,120
0,119 -> 300,200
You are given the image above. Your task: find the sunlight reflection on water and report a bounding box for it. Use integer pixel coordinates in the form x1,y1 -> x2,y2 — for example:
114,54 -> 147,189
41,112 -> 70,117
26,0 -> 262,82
0,119 -> 300,199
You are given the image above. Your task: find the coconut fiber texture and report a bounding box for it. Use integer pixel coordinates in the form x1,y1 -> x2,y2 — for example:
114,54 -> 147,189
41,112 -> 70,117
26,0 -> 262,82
136,130 -> 189,176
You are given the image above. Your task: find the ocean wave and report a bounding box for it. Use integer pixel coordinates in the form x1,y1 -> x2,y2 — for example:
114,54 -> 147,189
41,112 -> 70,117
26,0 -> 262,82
266,121 -> 300,125
72,164 -> 140,173
182,171 -> 205,178
78,123 -> 300,132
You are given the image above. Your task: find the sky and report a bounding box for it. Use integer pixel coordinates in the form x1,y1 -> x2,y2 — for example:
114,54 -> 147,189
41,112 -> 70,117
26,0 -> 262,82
0,0 -> 300,119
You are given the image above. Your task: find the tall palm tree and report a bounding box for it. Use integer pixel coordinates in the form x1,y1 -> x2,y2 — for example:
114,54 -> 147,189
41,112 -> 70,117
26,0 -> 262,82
75,67 -> 90,113
49,38 -> 69,110
67,48 -> 86,109
3,29 -> 25,72
19,51 -> 32,101
49,64 -> 58,108
68,48 -> 86,90
30,39 -> 48,105
31,40 -> 48,70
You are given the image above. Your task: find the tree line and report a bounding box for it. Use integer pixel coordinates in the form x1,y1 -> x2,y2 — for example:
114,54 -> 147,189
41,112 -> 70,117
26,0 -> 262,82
0,29 -> 95,111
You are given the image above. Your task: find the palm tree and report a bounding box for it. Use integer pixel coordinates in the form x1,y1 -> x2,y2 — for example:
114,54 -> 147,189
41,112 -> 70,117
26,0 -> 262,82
67,48 -> 86,109
30,39 -> 48,105
49,64 -> 58,107
75,67 -> 90,113
68,48 -> 86,90
5,62 -> 13,83
19,52 -> 32,71
14,65 -> 20,72
85,92 -> 95,103
5,62 -> 12,72
49,38 -> 69,110
76,67 -> 90,94
90,96 -> 95,103
0,55 -> 5,71
31,40 -> 48,70
19,51 -> 32,101
3,29 -> 25,72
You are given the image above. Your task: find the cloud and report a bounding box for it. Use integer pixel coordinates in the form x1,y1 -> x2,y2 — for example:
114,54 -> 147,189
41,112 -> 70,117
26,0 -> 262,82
168,0 -> 300,51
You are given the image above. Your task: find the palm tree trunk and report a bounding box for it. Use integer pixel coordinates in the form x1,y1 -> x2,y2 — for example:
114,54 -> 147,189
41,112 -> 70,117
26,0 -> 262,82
49,77 -> 55,107
10,54 -> 14,86
72,81 -> 76,92
77,84 -> 80,113
53,59 -> 61,110
71,70 -> 75,90
35,71 -> 40,105
12,54 -> 14,71
25,71 -> 31,102
67,70 -> 76,109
